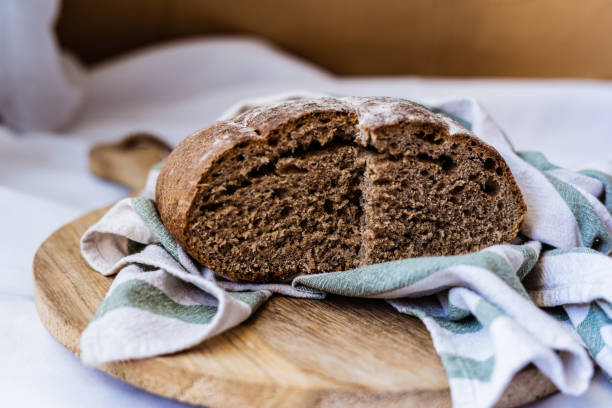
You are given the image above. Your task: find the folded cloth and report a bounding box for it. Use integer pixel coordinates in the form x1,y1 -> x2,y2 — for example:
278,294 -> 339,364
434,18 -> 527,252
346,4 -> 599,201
80,95 -> 612,408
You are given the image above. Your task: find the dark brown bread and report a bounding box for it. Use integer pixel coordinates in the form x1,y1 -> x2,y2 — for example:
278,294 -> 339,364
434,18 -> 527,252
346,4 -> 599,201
156,97 -> 526,282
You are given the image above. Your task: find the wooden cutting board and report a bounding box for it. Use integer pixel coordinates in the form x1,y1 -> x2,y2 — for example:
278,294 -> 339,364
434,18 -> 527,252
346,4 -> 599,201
32,136 -> 558,408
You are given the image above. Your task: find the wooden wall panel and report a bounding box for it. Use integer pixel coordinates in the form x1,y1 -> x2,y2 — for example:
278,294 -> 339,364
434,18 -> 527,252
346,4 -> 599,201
56,0 -> 612,78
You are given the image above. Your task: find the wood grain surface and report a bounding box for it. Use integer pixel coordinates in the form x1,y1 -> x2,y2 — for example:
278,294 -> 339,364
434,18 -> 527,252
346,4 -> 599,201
32,207 -> 558,407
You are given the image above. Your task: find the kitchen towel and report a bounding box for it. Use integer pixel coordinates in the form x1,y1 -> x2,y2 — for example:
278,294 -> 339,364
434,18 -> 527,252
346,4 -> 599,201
80,95 -> 612,408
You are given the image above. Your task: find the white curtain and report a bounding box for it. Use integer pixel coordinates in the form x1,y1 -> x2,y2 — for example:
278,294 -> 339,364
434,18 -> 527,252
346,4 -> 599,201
0,0 -> 84,131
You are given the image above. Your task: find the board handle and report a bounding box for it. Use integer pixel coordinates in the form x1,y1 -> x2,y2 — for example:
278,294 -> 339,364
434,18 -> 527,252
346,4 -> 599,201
89,133 -> 172,192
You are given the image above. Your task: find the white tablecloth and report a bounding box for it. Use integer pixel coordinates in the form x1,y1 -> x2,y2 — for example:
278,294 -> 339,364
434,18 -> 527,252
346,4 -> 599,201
2,30 -> 612,408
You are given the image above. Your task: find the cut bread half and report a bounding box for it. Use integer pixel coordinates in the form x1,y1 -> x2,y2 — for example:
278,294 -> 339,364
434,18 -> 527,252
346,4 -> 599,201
157,97 -> 526,282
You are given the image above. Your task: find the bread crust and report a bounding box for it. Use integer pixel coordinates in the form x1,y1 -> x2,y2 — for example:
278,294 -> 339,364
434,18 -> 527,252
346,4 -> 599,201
156,97 -> 526,279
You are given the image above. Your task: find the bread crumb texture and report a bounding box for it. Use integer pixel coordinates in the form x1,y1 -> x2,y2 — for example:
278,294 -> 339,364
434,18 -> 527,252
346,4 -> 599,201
156,97 -> 526,282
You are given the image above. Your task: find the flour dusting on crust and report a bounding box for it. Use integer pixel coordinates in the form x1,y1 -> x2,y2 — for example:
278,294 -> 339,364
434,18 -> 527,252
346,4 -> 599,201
221,95 -> 472,140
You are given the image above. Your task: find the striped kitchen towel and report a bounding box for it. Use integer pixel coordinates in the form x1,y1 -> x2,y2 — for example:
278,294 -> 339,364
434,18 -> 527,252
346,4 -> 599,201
80,95 -> 612,408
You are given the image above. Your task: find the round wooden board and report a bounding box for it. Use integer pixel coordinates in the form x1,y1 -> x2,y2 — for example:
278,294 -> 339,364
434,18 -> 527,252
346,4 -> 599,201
33,206 -> 558,408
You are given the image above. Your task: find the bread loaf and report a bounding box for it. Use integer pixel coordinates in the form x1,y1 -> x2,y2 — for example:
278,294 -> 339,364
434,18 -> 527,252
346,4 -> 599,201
156,97 -> 526,282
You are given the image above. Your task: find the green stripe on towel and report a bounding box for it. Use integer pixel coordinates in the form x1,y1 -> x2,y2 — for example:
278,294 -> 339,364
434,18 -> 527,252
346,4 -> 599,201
544,174 -> 612,253
295,250 -> 527,297
520,151 -> 612,252
447,301 -> 472,320
394,301 -> 484,334
474,299 -> 504,327
428,299 -> 501,335
508,244 -> 539,280
518,151 -> 559,171
580,169 -> 612,213
131,197 -> 179,260
544,247 -> 600,256
440,354 -> 495,381
432,316 -> 484,334
577,303 -> 612,357
94,280 -> 217,324
229,291 -> 269,310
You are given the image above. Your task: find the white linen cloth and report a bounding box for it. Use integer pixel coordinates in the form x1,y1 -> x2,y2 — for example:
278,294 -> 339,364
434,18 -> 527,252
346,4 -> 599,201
2,2 -> 612,406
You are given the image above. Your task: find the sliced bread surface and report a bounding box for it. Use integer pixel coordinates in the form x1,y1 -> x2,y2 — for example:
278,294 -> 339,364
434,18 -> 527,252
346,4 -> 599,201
156,97 -> 526,282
